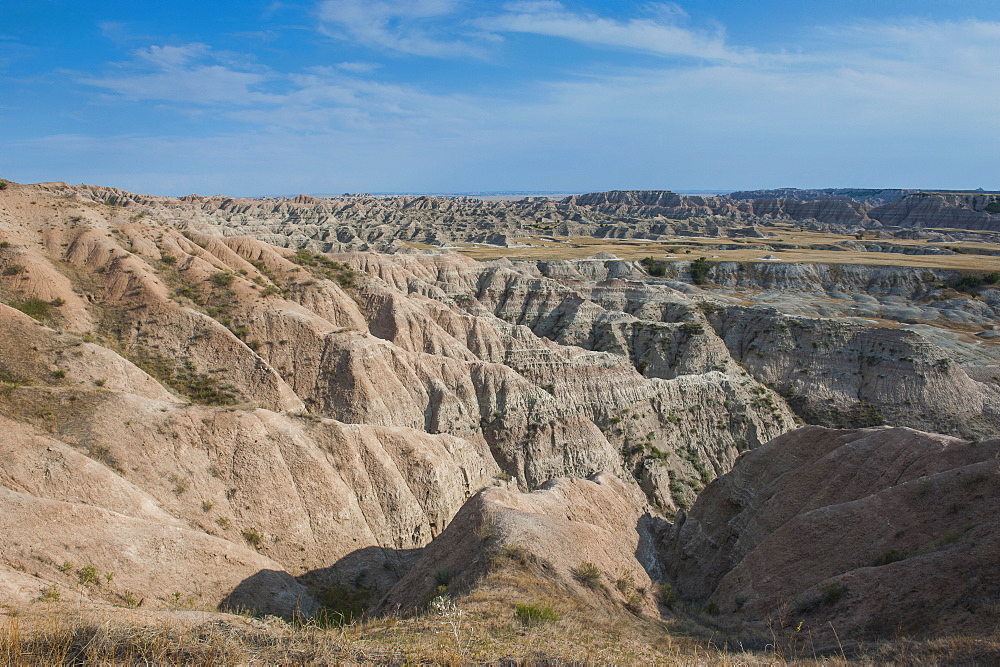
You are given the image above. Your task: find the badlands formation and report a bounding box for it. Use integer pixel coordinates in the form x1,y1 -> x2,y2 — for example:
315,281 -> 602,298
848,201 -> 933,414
1,178 -> 999,662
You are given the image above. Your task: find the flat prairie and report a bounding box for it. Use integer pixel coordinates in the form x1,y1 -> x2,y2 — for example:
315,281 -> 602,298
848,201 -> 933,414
446,228 -> 1000,271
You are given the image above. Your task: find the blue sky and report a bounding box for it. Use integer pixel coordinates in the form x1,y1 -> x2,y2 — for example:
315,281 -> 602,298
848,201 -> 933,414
1,1 -> 998,195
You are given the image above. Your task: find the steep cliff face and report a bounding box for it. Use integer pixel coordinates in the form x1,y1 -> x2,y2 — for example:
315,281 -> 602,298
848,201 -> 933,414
661,426 -> 1000,639
745,197 -> 868,226
632,258 -> 1000,326
729,188 -> 912,205
708,306 -> 1000,439
871,192 -> 1000,230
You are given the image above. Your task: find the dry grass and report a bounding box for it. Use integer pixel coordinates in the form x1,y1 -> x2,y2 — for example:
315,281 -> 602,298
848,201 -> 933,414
4,593 -> 1000,666
447,230 -> 1000,272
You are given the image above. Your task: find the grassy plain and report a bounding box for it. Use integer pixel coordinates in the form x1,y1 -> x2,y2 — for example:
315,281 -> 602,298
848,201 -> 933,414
444,226 -> 1000,272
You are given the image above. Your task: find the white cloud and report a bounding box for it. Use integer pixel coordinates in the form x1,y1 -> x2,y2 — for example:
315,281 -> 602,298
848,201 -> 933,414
36,11 -> 1000,193
334,61 -> 381,73
133,44 -> 212,69
79,45 -> 274,106
76,44 -> 480,134
316,0 -> 486,57
481,1 -> 743,62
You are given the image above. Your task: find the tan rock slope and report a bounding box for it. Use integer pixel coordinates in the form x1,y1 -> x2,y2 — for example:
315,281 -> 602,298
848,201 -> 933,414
376,472 -> 661,618
662,426 -> 1000,640
0,180 -> 787,614
0,178 -> 998,639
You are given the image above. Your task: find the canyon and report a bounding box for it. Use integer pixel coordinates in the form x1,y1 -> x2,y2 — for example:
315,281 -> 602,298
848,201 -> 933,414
1,179 -> 998,662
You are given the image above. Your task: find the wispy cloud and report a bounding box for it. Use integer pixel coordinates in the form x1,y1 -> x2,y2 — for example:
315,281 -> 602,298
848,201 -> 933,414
316,0 -> 490,57
480,1 -> 742,62
14,4 -> 1000,193
79,45 -> 274,106
76,44 -> 479,134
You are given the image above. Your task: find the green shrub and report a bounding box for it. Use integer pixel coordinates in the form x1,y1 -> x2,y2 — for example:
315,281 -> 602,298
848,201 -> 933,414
39,584 -> 60,602
210,272 -> 235,288
78,565 -> 99,585
434,568 -> 453,589
624,593 -> 644,614
660,582 -> 677,607
3,264 -> 25,276
820,582 -> 847,605
680,321 -> 704,336
615,571 -> 635,595
639,256 -> 667,277
956,275 -> 981,292
515,603 -> 558,625
241,527 -> 264,549
690,257 -> 711,285
259,284 -> 282,297
986,201 -> 1000,213
572,562 -> 603,589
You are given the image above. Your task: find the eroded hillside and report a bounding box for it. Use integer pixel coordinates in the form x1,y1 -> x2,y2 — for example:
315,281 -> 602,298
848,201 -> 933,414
1,180 -> 999,661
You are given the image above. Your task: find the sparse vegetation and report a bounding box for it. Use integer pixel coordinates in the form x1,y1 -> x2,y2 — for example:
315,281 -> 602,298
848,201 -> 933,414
572,562 -> 603,589
690,257 -> 711,285
38,584 -> 60,602
639,256 -> 667,277
89,445 -> 124,475
659,582 -> 677,607
615,570 -> 635,595
3,264 -> 25,276
7,297 -> 52,322
241,527 -> 264,549
132,353 -> 238,406
77,566 -> 99,586
514,602 -> 558,625
873,549 -> 909,567
434,568 -> 453,591
168,474 -> 188,496
311,582 -> 374,625
291,249 -> 359,289
821,581 -> 847,605
210,271 -> 235,288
